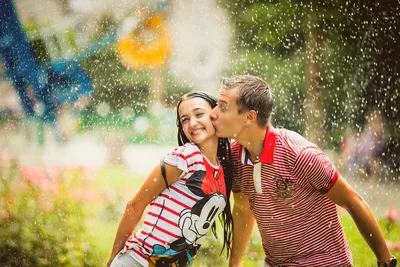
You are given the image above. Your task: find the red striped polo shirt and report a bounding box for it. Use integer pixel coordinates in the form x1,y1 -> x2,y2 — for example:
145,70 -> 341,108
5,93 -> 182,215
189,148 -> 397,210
232,125 -> 353,267
121,142 -> 227,267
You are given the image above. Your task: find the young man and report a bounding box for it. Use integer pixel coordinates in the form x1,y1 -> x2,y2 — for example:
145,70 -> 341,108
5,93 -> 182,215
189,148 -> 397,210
210,75 -> 396,267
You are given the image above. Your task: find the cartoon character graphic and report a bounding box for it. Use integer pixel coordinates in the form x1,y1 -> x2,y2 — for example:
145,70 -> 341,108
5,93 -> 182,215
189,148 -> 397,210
171,192 -> 226,251
149,159 -> 226,267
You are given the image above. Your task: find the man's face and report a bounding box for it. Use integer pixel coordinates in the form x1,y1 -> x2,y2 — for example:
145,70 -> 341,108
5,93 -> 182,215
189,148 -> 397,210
211,88 -> 248,139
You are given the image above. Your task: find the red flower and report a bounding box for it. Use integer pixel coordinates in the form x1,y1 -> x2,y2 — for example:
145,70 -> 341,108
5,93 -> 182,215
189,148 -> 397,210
0,208 -> 9,220
393,242 -> 400,252
387,205 -> 398,223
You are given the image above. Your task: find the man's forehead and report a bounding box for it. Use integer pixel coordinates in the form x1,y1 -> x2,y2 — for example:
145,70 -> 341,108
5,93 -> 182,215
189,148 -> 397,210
217,88 -> 236,102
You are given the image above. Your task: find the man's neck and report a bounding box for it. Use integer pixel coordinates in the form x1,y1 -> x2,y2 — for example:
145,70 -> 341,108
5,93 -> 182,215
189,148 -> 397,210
236,126 -> 267,163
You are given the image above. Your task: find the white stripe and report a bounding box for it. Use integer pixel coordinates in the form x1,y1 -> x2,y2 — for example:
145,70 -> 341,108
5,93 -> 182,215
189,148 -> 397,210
253,163 -> 262,193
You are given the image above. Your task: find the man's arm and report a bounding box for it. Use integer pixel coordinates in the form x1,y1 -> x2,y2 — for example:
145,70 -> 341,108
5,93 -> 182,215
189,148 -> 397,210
326,175 -> 392,263
229,192 -> 255,267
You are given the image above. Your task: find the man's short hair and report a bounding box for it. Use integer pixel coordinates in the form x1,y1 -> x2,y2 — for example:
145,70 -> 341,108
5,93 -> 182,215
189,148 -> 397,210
221,75 -> 273,127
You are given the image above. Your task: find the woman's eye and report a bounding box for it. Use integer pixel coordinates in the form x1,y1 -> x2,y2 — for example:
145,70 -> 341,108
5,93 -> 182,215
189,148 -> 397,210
181,118 -> 188,124
196,113 -> 204,117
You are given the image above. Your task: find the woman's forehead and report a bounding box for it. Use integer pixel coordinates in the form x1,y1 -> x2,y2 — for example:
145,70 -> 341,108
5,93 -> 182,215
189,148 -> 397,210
179,97 -> 211,112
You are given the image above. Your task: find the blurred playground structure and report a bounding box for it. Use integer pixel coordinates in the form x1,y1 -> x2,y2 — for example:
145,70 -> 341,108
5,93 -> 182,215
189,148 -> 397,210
0,0 -> 235,187
0,0 -> 231,143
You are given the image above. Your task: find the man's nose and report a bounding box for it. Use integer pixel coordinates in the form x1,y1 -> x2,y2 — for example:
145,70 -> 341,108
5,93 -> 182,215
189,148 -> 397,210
210,108 -> 218,120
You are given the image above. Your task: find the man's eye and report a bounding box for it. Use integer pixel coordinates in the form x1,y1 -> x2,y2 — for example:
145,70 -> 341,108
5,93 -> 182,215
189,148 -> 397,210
196,113 -> 204,117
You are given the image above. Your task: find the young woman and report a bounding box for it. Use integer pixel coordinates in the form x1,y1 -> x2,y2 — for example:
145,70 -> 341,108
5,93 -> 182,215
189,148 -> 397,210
108,91 -> 233,267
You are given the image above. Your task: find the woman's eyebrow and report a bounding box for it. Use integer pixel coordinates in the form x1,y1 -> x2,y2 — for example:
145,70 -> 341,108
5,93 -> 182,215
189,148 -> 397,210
179,107 -> 206,120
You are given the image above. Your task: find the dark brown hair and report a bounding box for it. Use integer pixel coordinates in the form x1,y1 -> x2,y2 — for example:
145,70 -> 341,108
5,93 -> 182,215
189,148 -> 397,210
221,75 -> 273,127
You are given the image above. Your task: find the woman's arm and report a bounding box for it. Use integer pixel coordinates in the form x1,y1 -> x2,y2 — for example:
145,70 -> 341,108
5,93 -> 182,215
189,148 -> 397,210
107,163 -> 183,266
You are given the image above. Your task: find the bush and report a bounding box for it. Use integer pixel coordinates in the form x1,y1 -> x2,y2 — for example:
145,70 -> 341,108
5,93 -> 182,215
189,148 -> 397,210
0,160 -> 101,267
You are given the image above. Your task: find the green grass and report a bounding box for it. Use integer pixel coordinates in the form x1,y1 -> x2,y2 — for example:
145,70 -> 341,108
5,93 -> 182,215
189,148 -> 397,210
341,214 -> 400,266
85,164 -> 144,264
89,166 -> 400,266
93,164 -> 144,191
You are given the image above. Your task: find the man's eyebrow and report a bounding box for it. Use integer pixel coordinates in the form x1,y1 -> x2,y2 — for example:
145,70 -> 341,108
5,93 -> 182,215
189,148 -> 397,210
218,100 -> 228,105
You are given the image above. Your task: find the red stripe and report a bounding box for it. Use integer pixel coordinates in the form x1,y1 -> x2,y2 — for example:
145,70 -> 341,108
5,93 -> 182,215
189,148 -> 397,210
187,161 -> 203,168
131,248 -> 148,261
170,185 -> 198,202
160,193 -> 190,209
127,236 -> 152,250
143,222 -> 181,238
147,212 -> 179,227
235,141 -> 243,162
149,202 -> 180,216
259,124 -> 276,164
184,151 -> 202,160
141,231 -> 171,245
172,152 -> 186,161
322,170 -> 339,193
135,231 -> 172,249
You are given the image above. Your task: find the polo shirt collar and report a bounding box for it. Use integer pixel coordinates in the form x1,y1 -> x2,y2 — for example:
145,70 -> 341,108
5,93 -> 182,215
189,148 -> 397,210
238,124 -> 277,165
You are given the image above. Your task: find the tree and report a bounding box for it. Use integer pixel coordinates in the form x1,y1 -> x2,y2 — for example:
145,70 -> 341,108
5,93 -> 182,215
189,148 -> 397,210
220,0 -> 399,152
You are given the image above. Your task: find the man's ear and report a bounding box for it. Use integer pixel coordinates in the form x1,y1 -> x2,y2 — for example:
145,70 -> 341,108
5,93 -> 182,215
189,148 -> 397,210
246,110 -> 258,124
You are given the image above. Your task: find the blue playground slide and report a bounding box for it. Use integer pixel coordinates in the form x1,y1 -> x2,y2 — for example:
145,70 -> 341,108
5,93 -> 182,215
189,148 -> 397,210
0,0 -> 93,126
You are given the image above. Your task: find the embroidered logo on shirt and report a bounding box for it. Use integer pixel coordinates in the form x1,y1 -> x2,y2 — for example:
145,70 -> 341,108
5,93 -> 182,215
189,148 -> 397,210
273,175 -> 293,198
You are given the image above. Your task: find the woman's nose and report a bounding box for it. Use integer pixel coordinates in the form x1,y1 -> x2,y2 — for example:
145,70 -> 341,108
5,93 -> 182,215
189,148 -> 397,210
189,116 -> 197,126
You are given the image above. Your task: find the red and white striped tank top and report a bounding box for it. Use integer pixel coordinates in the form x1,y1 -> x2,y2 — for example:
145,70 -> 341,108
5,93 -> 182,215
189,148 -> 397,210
122,142 -> 226,267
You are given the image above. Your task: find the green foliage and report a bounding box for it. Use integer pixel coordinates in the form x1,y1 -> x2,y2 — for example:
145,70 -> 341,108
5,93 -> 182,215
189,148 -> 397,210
78,109 -> 177,145
226,49 -> 306,133
341,214 -> 400,266
2,164 -> 398,266
81,46 -> 191,115
0,162 -> 101,267
219,0 -> 399,151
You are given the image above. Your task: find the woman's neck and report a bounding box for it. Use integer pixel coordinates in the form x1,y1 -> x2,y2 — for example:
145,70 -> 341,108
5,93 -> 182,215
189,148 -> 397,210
197,137 -> 219,166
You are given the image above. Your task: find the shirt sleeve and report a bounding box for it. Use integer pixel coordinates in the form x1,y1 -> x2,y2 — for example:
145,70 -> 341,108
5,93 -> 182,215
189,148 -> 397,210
293,147 -> 339,193
163,143 -> 202,173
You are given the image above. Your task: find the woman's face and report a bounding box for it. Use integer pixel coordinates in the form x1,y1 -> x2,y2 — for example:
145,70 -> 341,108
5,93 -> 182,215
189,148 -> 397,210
178,97 -> 216,145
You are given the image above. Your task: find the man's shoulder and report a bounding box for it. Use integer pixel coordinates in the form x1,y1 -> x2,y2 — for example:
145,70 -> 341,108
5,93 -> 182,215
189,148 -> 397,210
276,128 -> 316,151
229,141 -> 242,165
230,140 -> 241,150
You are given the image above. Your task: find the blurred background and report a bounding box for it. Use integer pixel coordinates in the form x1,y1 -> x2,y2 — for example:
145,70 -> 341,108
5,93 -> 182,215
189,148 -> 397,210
0,0 -> 399,266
